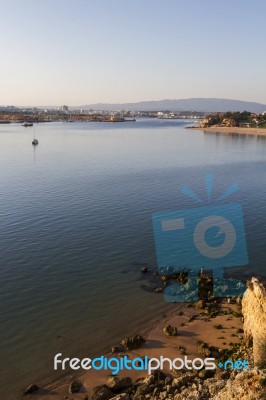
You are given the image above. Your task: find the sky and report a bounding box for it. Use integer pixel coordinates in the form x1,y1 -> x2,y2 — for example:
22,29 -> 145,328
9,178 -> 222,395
0,0 -> 266,106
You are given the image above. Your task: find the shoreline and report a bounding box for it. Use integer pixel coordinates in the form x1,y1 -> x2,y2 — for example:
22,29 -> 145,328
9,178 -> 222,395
189,126 -> 266,136
29,299 -> 244,400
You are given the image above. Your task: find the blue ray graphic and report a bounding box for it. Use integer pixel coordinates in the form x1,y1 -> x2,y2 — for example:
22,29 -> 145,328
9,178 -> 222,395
181,185 -> 203,204
217,183 -> 239,202
205,172 -> 214,203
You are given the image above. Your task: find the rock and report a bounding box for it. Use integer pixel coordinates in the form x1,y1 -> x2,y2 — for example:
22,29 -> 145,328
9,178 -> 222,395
89,385 -> 113,400
141,266 -> 148,273
197,342 -> 211,357
172,373 -> 194,388
214,369 -> 266,399
69,380 -> 82,393
111,345 -> 124,353
107,376 -> 132,391
198,369 -> 215,379
134,384 -> 153,396
163,324 -> 178,336
164,376 -> 173,385
24,384 -> 39,394
143,375 -> 155,385
152,370 -> 167,381
204,378 -> 226,396
236,296 -> 243,306
120,335 -> 145,350
195,300 -> 205,309
110,394 -> 130,400
242,278 -> 266,367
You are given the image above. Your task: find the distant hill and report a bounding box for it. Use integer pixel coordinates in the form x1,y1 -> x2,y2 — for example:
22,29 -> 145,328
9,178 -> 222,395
75,98 -> 266,113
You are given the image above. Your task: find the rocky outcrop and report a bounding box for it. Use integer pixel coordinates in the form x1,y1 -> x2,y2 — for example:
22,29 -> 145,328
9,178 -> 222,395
214,369 -> 266,400
199,116 -> 219,128
242,278 -> 266,368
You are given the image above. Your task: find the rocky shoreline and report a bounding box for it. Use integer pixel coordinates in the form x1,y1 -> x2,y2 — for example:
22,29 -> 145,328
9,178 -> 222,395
190,126 -> 266,135
23,276 -> 266,400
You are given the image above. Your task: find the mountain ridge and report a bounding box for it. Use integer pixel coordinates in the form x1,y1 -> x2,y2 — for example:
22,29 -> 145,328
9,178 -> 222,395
73,98 -> 266,113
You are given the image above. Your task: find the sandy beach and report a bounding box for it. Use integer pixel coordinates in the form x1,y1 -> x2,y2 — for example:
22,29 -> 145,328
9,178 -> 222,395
190,127 -> 266,136
28,300 -> 243,400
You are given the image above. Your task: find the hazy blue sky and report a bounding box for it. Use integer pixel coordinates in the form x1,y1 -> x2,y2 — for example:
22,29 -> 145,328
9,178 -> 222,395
0,0 -> 266,106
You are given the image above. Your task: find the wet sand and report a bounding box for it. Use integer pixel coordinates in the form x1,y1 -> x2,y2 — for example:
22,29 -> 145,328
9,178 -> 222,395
30,301 -> 243,400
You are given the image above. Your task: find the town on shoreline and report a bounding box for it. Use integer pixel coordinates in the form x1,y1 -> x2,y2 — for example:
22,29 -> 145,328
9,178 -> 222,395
0,105 -> 203,124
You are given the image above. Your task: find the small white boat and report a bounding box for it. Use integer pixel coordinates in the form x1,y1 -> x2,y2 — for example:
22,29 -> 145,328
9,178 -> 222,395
32,127 -> 39,145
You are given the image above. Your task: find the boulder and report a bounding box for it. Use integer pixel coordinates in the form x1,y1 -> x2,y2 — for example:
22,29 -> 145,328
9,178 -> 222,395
107,376 -> 132,391
89,384 -> 114,400
120,335 -> 145,350
69,380 -> 82,393
163,325 -> 178,336
134,383 -> 153,397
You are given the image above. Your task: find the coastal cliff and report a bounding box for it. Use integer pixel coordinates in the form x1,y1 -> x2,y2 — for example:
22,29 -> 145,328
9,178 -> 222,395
242,278 -> 266,368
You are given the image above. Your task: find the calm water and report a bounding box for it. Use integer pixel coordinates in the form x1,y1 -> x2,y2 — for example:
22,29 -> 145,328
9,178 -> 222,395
1,119 -> 266,398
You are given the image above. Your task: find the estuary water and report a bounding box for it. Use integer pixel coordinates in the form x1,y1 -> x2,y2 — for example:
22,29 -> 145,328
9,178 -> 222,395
1,119 -> 266,398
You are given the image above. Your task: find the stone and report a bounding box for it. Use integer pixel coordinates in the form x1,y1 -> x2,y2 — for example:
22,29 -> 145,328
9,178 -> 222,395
120,335 -> 145,350
110,394 -> 130,400
69,380 -> 82,393
134,384 -> 153,396
24,384 -> 39,394
163,325 -> 178,336
89,385 -> 113,400
197,342 -> 211,357
195,300 -> 205,309
198,369 -> 215,379
107,376 -> 132,391
143,375 -> 155,385
111,345 -> 124,353
152,370 -> 167,381
141,266 -> 148,273
172,373 -> 193,388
